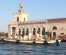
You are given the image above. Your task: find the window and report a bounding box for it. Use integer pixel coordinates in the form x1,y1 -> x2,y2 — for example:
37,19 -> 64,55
37,28 -> 40,34
42,28 -> 45,35
26,28 -> 29,35
22,28 -> 25,36
52,26 -> 57,30
61,33 -> 64,35
53,32 -> 56,37
12,27 -> 16,36
23,28 -> 25,31
17,17 -> 19,22
19,29 -> 21,35
33,28 -> 36,35
24,18 -> 25,21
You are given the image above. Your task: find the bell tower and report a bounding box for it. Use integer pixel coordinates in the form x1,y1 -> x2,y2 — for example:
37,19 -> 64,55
14,0 -> 28,22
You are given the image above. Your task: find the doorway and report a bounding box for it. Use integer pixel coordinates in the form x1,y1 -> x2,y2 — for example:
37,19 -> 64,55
53,32 -> 56,39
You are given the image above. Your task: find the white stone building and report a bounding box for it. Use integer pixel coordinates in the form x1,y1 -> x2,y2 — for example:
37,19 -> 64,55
8,1 -> 66,40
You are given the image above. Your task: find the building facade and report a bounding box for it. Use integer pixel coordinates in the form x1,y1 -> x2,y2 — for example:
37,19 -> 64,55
8,1 -> 66,40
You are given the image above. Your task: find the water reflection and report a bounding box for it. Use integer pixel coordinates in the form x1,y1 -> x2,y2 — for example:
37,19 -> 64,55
0,43 -> 66,55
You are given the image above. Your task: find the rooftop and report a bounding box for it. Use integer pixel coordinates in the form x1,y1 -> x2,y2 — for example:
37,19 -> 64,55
47,18 -> 66,23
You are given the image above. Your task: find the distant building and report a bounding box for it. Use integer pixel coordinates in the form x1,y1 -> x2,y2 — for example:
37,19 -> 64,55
8,1 -> 66,40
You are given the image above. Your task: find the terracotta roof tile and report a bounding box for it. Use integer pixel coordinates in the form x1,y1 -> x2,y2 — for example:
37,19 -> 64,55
47,18 -> 66,23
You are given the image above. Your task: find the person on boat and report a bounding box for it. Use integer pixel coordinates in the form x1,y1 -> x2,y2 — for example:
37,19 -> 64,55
43,33 -> 48,45
56,38 -> 59,46
43,33 -> 48,40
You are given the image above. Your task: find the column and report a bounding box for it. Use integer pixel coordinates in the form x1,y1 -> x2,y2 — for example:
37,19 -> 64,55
11,27 -> 12,35
35,27 -> 37,36
21,28 -> 22,34
8,26 -> 11,39
16,27 -> 19,35
40,27 -> 42,37
24,28 -> 26,36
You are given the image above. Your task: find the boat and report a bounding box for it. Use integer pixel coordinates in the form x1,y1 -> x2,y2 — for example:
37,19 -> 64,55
61,39 -> 66,42
2,39 -> 61,45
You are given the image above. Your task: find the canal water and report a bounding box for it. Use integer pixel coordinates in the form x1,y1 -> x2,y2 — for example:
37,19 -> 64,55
0,42 -> 66,55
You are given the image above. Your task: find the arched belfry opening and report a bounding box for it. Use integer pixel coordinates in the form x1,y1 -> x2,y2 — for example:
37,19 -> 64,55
17,17 -> 19,22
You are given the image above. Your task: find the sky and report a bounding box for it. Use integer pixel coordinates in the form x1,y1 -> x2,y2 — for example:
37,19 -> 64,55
0,0 -> 66,32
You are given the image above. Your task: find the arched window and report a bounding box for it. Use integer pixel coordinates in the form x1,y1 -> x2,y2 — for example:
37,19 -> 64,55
24,18 -> 25,21
23,28 -> 25,31
19,29 -> 21,35
12,27 -> 16,36
17,17 -> 19,22
42,28 -> 45,35
37,28 -> 40,34
33,28 -> 36,35
26,28 -> 29,35
22,28 -> 25,36
52,26 -> 57,30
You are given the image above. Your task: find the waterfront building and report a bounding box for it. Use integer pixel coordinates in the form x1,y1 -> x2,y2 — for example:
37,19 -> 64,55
8,1 -> 66,40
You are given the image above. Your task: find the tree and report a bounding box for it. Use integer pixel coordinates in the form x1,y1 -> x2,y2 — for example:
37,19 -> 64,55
0,32 -> 8,38
5,33 -> 8,37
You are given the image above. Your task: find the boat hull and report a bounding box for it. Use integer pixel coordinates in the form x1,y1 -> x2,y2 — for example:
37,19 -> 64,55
1,39 -> 58,45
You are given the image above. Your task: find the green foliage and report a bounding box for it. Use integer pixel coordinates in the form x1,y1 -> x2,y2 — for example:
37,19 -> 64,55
5,33 -> 8,37
0,32 -> 8,37
0,32 -> 4,36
